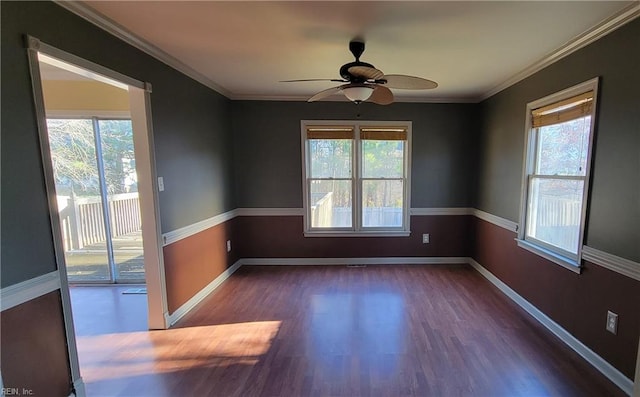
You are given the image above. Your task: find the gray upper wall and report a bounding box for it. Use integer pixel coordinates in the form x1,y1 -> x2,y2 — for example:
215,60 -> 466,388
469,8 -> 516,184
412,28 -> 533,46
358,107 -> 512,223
231,101 -> 479,209
1,1 -> 234,286
476,18 -> 640,262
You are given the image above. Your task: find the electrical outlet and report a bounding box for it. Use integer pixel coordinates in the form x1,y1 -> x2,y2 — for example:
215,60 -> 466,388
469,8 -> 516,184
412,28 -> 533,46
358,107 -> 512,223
157,176 -> 165,192
606,311 -> 618,334
422,234 -> 430,244
226,240 -> 232,253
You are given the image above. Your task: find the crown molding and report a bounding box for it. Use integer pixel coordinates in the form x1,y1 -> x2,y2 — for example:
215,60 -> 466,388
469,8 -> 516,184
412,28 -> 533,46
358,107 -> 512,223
54,1 -> 232,98
481,3 -> 640,101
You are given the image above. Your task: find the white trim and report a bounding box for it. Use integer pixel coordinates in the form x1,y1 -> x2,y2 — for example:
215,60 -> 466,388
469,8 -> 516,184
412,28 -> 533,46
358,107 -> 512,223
410,207 -> 472,216
480,3 -> 640,100
38,52 -> 128,90
26,42 -> 86,391
167,260 -> 243,326
162,209 -> 238,246
303,231 -> 411,238
46,110 -> 131,119
129,84 -> 169,330
0,271 -> 61,311
239,257 -> 469,266
472,209 -> 519,232
582,246 -> 640,282
468,258 -> 634,395
71,377 -> 86,397
516,239 -> 582,274
53,1 -> 231,98
235,207 -> 303,217
27,36 -> 144,89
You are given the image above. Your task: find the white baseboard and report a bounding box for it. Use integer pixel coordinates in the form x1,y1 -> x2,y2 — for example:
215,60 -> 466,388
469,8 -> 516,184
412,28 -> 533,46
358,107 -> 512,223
239,257 -> 469,266
468,258 -> 634,395
167,260 -> 242,326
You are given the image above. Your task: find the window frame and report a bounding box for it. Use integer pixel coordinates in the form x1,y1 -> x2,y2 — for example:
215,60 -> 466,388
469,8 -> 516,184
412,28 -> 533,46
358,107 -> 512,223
517,78 -> 599,273
301,120 -> 412,237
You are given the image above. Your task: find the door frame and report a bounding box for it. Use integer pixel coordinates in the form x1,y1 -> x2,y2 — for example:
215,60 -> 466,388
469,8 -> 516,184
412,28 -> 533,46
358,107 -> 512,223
26,34 -> 169,395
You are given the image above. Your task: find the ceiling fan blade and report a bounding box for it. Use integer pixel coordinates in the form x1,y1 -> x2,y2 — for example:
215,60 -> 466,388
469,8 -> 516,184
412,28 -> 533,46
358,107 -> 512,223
308,85 -> 344,102
281,78 -> 346,83
348,66 -> 384,80
382,74 -> 438,90
368,85 -> 394,105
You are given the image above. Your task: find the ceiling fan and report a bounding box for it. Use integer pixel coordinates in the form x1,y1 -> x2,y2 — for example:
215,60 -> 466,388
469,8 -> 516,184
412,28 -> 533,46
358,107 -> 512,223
282,39 -> 438,105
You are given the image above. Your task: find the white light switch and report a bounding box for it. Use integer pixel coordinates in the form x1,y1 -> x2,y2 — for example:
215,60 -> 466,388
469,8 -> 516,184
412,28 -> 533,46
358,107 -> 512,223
606,311 -> 618,334
158,177 -> 165,191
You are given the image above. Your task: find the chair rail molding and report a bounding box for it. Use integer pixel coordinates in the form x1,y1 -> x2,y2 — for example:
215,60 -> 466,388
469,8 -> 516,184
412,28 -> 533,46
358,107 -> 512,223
1,271 -> 61,311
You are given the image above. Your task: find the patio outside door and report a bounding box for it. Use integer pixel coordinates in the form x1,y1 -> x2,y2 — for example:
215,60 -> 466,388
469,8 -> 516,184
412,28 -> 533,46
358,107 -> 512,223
47,117 -> 145,283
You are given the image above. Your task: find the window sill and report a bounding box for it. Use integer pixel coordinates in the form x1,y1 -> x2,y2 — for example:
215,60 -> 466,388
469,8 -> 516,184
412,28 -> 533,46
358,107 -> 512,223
515,239 -> 582,274
304,231 -> 411,238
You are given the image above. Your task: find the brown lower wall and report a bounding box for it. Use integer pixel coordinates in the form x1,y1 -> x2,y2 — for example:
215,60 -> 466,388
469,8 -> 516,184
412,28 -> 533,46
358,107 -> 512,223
234,215 -> 472,258
163,218 -> 237,314
1,290 -> 72,396
472,217 -> 640,379
163,214 -> 470,314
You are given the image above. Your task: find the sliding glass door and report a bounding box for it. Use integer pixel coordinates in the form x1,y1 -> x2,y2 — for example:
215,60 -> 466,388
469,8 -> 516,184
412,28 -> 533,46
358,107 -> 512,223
47,118 -> 145,283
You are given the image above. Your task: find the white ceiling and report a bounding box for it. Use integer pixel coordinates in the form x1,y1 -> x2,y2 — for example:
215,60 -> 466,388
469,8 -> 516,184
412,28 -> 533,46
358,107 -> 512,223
72,1 -> 635,103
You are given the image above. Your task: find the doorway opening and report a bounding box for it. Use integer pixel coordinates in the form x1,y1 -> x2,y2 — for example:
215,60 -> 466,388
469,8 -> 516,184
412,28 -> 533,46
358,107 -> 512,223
28,36 -> 169,394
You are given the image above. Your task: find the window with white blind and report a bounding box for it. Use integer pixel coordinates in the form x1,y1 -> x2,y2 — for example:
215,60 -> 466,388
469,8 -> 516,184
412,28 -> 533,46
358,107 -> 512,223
517,78 -> 599,271
302,121 -> 411,236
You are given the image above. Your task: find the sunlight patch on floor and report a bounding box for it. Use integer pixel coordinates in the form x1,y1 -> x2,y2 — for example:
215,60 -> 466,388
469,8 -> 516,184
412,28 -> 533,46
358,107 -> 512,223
76,321 -> 282,382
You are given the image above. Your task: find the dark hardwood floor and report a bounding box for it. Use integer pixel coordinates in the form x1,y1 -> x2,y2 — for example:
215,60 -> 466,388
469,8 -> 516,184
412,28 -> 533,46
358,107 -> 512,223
73,265 -> 625,396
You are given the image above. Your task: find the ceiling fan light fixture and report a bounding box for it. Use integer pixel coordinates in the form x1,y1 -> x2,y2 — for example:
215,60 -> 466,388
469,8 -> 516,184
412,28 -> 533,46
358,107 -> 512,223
342,85 -> 374,103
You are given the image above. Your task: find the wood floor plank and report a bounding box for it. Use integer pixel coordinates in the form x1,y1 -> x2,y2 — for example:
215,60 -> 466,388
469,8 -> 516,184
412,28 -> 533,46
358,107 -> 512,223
74,265 -> 626,396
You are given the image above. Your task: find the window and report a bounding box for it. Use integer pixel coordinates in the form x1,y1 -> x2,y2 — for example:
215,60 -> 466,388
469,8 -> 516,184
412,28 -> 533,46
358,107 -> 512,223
302,121 -> 411,236
518,79 -> 598,271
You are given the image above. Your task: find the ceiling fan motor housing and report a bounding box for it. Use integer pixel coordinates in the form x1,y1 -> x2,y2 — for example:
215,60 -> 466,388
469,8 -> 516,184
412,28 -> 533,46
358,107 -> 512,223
340,39 -> 373,83
340,61 -> 376,82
